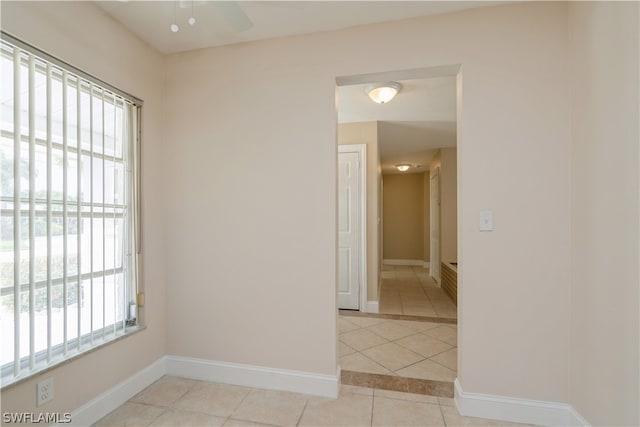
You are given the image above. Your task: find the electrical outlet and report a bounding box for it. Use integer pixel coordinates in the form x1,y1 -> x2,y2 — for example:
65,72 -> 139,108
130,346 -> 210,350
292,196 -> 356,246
37,377 -> 54,406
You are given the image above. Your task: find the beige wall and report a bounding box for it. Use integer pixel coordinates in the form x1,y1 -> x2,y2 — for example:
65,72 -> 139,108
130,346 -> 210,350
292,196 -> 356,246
440,148 -> 458,263
338,122 -> 380,302
163,1 -> 572,400
568,2 -> 639,425
423,172 -> 431,264
0,0 -> 167,418
382,174 -> 424,260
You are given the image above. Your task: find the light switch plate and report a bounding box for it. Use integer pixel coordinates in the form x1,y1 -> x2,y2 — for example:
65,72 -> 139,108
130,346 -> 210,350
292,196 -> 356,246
480,210 -> 493,231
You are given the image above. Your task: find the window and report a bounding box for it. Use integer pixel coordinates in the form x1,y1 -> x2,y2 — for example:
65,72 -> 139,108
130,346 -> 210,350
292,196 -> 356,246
0,34 -> 141,387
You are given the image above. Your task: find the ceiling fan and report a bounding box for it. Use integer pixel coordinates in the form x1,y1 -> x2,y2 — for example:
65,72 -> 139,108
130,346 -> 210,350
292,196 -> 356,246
178,0 -> 253,32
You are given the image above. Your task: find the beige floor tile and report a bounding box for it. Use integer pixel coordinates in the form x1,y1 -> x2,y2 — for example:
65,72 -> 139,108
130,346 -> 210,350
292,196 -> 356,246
338,317 -> 360,334
299,393 -> 372,426
174,382 -> 252,417
340,384 -> 374,396
395,359 -> 457,382
148,409 -> 226,427
223,419 -> 277,427
372,397 -> 444,426
424,325 -> 457,346
438,396 -> 456,406
95,402 -> 165,427
380,296 -> 402,306
379,303 -> 403,315
403,305 -> 438,317
430,347 -> 457,371
400,289 -> 428,297
344,316 -> 388,328
231,389 -> 307,426
395,334 -> 452,359
339,352 -> 393,375
130,376 -> 196,407
433,310 -> 458,319
429,299 -> 457,310
440,406 -> 534,426
366,322 -> 415,341
373,389 -> 439,404
362,342 -> 425,372
339,328 -> 388,351
392,320 -> 442,332
338,340 -> 357,357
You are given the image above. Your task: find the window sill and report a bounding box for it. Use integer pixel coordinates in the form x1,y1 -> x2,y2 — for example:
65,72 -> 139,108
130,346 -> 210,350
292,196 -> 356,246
0,325 -> 146,391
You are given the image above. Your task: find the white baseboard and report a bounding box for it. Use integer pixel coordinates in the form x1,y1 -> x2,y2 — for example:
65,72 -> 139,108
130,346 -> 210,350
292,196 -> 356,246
366,301 -> 379,313
64,357 -> 166,426
568,405 -> 592,426
454,379 -> 590,426
423,261 -> 430,268
62,356 -> 339,426
166,355 -> 339,398
383,259 -> 425,266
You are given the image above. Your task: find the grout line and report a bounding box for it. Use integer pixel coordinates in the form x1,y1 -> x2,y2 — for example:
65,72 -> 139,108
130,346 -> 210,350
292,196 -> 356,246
353,348 -> 395,375
426,354 -> 457,373
295,400 -> 309,427
370,386 -> 375,427
143,405 -> 166,427
229,387 -> 252,416
438,400 -> 449,426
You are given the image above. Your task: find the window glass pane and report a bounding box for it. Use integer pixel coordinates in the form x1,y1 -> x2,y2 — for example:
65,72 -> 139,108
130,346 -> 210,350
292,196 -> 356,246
66,79 -> 79,150
80,88 -> 91,152
50,69 -> 63,145
0,51 -> 14,134
0,292 -> 15,366
1,135 -> 14,200
79,279 -> 92,336
92,92 -> 103,155
34,63 -> 47,140
18,289 -> 30,359
0,216 -> 12,290
33,284 -> 48,353
19,58 -> 29,138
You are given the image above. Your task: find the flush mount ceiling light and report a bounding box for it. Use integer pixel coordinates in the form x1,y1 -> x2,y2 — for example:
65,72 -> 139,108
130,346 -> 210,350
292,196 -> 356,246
396,164 -> 411,172
188,0 -> 196,25
170,1 -> 180,32
365,81 -> 402,104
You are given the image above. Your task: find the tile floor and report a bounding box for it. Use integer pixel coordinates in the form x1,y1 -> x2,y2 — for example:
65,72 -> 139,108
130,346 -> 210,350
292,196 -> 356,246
95,376 -> 532,426
339,315 -> 457,382
379,265 -> 457,319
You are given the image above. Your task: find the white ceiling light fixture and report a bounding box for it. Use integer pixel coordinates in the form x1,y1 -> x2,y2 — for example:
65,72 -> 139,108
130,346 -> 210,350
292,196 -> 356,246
366,81 -> 402,104
188,0 -> 196,25
170,1 -> 180,32
396,164 -> 411,172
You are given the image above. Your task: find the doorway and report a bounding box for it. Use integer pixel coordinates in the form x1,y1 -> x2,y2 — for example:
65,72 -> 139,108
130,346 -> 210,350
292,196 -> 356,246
336,65 -> 461,391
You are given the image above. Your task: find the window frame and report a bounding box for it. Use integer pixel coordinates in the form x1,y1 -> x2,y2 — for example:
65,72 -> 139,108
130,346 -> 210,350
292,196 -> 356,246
0,31 -> 144,389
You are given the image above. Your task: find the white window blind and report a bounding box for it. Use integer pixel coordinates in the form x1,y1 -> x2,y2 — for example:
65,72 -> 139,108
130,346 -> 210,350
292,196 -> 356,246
0,34 -> 141,386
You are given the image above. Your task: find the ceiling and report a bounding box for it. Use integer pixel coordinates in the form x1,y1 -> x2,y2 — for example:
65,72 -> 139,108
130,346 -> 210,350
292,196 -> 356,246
96,1 -> 473,175
95,1 -> 507,55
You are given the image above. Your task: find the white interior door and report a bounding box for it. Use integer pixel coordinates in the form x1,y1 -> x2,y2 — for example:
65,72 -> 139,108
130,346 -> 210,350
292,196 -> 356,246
430,168 -> 441,284
338,150 -> 361,309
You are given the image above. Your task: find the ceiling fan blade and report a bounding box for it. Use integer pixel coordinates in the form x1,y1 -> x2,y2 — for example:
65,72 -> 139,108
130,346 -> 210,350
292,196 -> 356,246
211,1 -> 253,32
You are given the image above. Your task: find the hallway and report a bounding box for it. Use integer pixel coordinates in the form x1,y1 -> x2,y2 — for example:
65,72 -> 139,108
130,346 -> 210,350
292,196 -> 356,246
379,265 -> 457,319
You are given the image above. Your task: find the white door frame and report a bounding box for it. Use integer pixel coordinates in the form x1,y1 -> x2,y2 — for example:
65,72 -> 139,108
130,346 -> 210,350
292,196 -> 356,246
338,144 -> 367,312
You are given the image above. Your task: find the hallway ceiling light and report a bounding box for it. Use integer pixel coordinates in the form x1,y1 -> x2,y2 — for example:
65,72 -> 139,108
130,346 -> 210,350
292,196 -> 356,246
396,164 -> 411,172
365,82 -> 402,104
